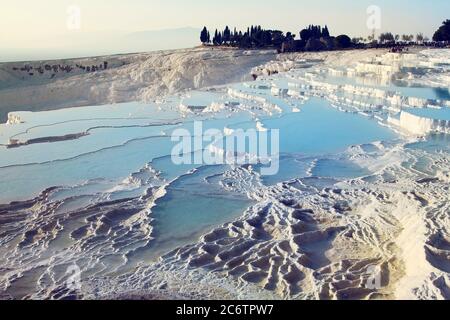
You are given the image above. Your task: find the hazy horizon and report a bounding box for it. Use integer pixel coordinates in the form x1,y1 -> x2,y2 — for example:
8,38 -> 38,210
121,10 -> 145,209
0,27 -> 201,62
1,0 -> 449,62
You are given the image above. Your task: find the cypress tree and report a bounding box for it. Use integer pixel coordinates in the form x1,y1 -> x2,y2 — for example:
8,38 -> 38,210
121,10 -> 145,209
322,25 -> 330,38
433,20 -> 450,41
213,29 -> 218,45
223,26 -> 231,44
200,26 -> 208,43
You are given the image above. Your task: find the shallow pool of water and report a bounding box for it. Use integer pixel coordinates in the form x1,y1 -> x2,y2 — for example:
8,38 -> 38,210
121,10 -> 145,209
323,74 -> 450,101
405,107 -> 450,121
262,98 -> 396,155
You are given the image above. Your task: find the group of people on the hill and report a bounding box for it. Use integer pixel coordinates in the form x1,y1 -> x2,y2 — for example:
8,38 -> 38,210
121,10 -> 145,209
390,46 -> 409,53
75,61 -> 108,72
11,61 -> 109,78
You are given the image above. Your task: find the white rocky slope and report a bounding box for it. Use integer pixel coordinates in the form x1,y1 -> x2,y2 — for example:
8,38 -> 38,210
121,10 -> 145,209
0,47 -> 276,122
0,48 -> 390,124
1,47 -> 448,301
85,143 -> 450,300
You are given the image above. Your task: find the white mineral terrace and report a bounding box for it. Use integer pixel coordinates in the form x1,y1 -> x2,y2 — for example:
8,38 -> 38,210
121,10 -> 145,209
0,47 -> 449,300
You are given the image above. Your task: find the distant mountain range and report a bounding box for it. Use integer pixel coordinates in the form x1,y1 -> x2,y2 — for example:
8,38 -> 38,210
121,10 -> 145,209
125,27 -> 201,51
1,27 -> 201,62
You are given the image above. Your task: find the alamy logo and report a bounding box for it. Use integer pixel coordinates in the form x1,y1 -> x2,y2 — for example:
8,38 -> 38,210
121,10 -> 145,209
366,5 -> 382,31
171,121 -> 280,176
66,264 -> 82,291
365,265 -> 382,290
66,5 -> 81,31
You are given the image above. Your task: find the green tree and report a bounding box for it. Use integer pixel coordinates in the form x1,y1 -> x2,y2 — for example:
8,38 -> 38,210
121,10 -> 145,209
261,30 -> 272,46
213,29 -> 218,45
200,27 -> 209,44
379,32 -> 394,43
322,25 -> 330,38
223,26 -> 231,44
433,20 -> 450,41
305,38 -> 326,51
300,29 -> 311,41
335,35 -> 352,48
416,33 -> 424,43
271,30 -> 285,47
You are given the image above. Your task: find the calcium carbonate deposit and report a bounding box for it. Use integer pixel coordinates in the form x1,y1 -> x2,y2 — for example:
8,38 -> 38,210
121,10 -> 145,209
0,47 -> 449,300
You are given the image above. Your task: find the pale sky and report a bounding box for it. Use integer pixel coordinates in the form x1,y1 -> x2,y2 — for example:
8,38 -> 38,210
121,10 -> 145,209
0,0 -> 449,60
